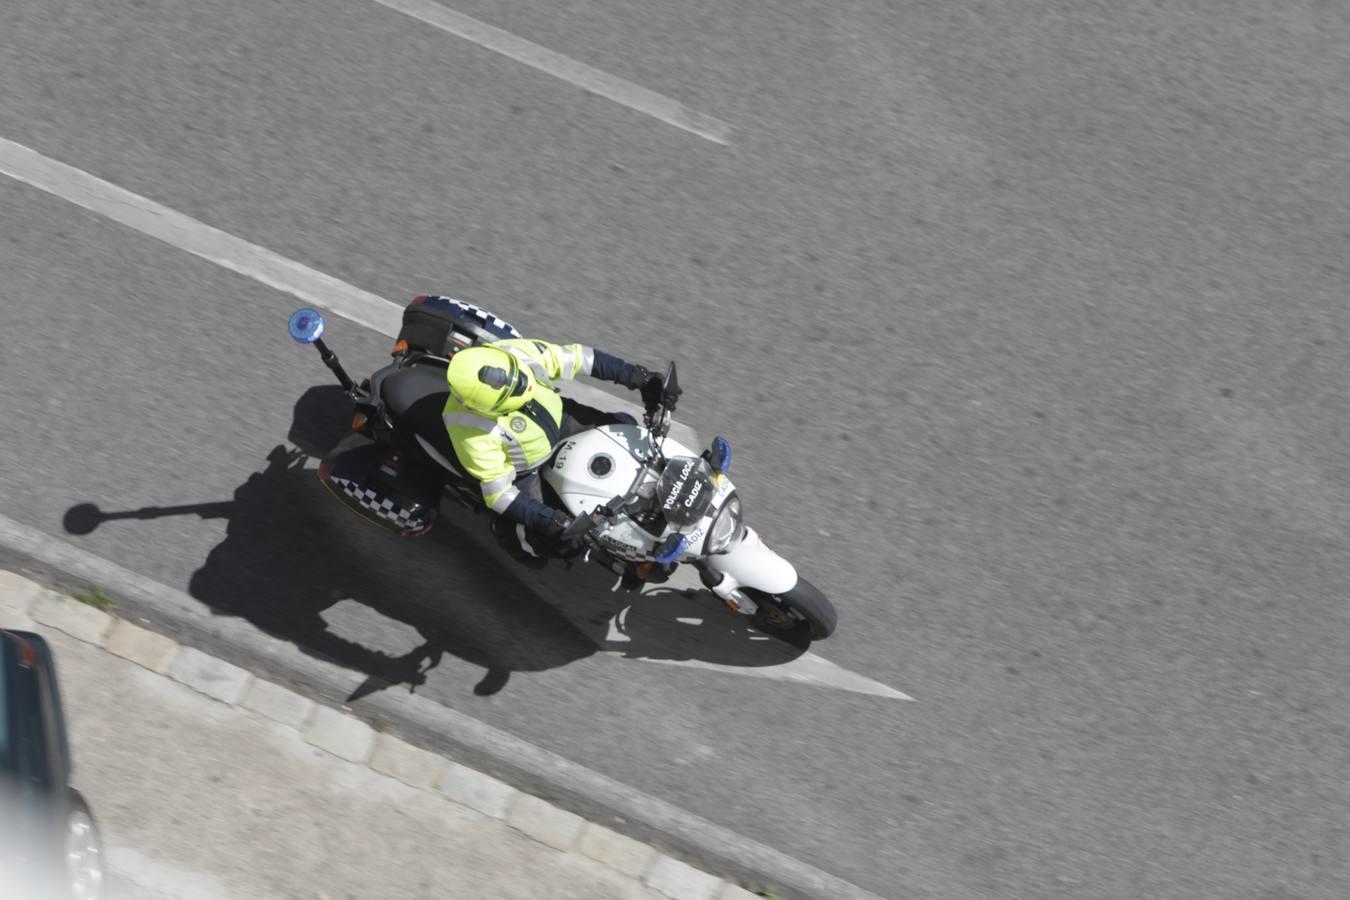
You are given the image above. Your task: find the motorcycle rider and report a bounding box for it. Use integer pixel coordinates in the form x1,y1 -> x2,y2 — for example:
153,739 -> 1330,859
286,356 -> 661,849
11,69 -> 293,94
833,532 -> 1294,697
444,338 -> 663,566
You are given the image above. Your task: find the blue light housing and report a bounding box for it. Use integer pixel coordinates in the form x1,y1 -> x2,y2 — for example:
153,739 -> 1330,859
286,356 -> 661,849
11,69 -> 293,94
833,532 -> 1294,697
288,308 -> 326,344
709,436 -> 732,474
653,534 -> 689,565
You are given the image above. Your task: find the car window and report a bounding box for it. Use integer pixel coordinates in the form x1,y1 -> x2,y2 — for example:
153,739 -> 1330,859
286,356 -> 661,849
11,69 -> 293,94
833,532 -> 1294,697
36,656 -> 69,788
0,636 -> 50,787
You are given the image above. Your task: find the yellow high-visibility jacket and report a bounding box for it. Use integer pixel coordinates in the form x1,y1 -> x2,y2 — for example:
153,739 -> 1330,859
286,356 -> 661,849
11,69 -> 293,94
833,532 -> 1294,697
442,338 -> 593,514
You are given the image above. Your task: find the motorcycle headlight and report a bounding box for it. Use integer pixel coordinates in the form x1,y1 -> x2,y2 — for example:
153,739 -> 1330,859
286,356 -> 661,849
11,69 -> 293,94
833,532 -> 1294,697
704,495 -> 744,555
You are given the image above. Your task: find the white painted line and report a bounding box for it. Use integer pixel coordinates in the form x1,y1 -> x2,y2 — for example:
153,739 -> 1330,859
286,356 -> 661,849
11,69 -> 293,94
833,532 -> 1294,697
641,653 -> 915,701
368,0 -> 731,145
619,571 -> 917,700
0,136 -> 402,337
0,135 -> 696,445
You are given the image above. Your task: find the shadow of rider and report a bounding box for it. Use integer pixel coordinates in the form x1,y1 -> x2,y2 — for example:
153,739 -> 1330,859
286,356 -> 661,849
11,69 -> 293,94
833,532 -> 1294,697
65,386 -> 599,697
60,384 -> 807,697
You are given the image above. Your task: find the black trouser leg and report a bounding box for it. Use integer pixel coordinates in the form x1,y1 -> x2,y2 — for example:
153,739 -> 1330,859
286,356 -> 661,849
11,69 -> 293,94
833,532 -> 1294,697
488,473 -> 549,567
559,398 -> 637,439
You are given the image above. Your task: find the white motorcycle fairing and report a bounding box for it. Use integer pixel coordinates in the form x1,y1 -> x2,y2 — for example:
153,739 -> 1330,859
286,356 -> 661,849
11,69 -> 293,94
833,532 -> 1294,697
545,425 -> 675,557
546,425 -> 668,506
543,425 -> 799,599
702,526 -> 799,597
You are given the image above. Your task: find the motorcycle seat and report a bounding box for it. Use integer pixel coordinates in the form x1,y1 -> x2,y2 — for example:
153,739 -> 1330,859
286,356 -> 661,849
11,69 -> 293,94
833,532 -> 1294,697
379,364 -> 465,475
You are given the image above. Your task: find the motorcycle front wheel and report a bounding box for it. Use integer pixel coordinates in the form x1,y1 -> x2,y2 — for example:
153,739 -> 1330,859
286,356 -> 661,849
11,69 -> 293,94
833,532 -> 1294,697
746,578 -> 837,643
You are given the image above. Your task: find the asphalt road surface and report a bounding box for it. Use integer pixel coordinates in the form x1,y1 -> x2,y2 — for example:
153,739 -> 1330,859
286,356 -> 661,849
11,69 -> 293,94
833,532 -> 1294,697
4,1 -> 1350,897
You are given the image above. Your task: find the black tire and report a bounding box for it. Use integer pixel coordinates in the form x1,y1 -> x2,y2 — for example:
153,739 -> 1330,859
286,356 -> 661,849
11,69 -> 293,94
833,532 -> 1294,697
747,577 -> 837,643
63,789 -> 104,900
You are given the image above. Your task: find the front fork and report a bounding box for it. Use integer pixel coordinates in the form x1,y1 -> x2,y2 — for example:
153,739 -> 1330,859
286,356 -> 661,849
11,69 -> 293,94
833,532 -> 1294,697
695,526 -> 799,616
694,563 -> 760,616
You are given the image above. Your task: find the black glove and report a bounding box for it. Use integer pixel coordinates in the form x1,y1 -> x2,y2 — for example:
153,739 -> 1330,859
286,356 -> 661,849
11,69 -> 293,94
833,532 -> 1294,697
553,511 -> 602,556
545,508 -> 597,543
642,376 -> 666,414
541,509 -> 573,538
624,365 -> 665,414
623,364 -> 651,390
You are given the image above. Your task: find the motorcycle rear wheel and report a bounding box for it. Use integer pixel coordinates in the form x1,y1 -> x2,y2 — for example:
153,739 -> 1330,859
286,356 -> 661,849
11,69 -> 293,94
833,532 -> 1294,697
746,578 -> 837,643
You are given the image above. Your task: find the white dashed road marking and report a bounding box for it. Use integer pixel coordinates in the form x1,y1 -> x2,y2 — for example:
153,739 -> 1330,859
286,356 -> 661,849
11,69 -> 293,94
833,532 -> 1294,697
642,651 -> 915,701
0,136 -> 402,336
368,0 -> 732,144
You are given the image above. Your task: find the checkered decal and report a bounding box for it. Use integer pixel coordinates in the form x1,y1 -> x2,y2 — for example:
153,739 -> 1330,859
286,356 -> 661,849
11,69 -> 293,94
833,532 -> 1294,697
329,475 -> 430,531
421,295 -> 521,341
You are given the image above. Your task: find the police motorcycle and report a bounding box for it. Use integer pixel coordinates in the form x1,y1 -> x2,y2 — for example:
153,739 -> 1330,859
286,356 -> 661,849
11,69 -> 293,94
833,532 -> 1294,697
287,298 -> 836,642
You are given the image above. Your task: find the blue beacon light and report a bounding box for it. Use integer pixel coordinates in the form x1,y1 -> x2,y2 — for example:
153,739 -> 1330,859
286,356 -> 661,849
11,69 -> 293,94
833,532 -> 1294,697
288,308 -> 326,344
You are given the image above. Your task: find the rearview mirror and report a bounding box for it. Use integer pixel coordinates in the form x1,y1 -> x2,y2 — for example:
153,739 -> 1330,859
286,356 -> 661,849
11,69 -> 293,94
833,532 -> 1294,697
662,362 -> 682,406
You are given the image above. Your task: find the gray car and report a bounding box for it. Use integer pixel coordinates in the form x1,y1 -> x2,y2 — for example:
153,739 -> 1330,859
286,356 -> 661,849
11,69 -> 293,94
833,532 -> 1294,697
1,629 -> 104,899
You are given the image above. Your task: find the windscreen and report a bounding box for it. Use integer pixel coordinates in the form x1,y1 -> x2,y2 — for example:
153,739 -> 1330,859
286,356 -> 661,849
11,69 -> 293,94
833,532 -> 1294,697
656,456 -> 715,526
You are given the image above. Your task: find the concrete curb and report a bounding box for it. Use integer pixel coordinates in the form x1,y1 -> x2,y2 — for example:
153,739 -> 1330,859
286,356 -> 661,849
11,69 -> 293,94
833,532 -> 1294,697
2,572 -> 772,900
0,514 -> 891,900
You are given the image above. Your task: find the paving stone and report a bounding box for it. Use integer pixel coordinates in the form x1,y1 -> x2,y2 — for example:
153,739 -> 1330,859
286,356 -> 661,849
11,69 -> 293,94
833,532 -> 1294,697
31,592 -> 113,645
438,761 -> 516,818
241,679 -> 316,729
0,571 -> 42,624
506,793 -> 585,852
369,734 -> 447,790
303,706 -> 376,763
166,647 -> 252,705
643,855 -> 723,900
105,620 -> 179,673
577,822 -> 658,879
